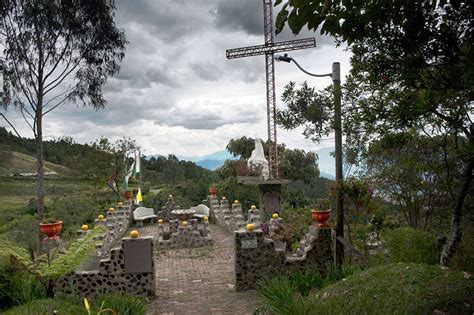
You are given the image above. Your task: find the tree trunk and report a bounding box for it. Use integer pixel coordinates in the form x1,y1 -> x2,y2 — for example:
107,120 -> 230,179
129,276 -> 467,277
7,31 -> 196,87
439,158 -> 473,267
36,97 -> 45,255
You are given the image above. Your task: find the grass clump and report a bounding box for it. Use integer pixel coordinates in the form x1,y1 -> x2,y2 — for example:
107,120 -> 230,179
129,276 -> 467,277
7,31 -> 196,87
90,293 -> 147,315
256,265 -> 360,314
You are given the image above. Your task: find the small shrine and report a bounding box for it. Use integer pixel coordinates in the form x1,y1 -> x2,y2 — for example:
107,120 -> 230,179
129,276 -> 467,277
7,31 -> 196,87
237,138 -> 289,222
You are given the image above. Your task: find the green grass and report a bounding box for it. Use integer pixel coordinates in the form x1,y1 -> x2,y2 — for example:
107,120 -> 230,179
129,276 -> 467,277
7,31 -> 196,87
256,265 -> 360,314
0,177 -> 117,248
312,263 -> 474,314
1,298 -> 84,315
2,294 -> 147,315
256,263 -> 474,314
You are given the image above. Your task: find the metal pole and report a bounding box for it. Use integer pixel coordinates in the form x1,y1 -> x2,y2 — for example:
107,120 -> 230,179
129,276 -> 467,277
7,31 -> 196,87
332,62 -> 344,266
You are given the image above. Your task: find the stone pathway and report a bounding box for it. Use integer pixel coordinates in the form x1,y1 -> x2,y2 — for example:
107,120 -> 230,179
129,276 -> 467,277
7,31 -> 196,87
140,224 -> 259,315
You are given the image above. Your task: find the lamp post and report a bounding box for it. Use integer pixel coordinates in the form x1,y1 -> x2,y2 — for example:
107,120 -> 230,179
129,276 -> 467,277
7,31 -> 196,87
275,53 -> 344,266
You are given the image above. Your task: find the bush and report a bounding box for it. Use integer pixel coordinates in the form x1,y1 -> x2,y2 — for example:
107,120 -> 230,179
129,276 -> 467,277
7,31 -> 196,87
311,263 -> 474,314
0,252 -> 45,310
279,207 -> 313,248
382,227 -> 439,264
0,238 -> 45,310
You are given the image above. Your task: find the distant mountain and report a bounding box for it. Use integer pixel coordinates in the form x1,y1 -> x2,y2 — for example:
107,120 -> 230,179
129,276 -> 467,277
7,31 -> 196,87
319,171 -> 335,180
145,150 -> 237,171
315,147 -> 336,179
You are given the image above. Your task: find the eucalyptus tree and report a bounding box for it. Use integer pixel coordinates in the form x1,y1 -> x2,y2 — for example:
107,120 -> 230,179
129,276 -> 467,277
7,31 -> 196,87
0,0 -> 127,253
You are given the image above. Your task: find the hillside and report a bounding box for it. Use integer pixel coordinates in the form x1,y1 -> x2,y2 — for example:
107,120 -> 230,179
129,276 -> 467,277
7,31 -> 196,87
0,146 -> 69,176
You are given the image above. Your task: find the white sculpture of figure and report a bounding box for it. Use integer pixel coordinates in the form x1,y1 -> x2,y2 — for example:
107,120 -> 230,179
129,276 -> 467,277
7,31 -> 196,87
247,138 -> 269,180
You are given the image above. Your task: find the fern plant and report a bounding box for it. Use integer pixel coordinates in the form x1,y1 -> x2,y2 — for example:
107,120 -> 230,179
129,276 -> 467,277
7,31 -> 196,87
6,226 -> 106,297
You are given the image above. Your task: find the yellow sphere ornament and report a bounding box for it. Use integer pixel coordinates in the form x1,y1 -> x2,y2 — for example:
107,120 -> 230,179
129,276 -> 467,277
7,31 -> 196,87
117,202 -> 123,207
130,230 -> 139,238
222,196 -> 226,200
246,223 -> 255,232
98,215 -> 105,221
203,216 -> 209,221
251,205 -> 257,209
234,200 -> 239,204
182,221 -> 188,226
81,224 -> 89,231
272,213 -> 279,219
108,207 -> 114,212
168,194 -> 173,199
158,219 -> 164,224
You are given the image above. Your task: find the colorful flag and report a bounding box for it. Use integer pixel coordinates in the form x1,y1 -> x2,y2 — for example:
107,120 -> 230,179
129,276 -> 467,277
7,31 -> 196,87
136,187 -> 143,203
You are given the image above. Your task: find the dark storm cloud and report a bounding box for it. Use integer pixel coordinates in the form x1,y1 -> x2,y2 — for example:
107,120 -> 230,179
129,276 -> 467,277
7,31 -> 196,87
116,0 -> 214,42
213,0 -> 263,35
213,0 -> 336,47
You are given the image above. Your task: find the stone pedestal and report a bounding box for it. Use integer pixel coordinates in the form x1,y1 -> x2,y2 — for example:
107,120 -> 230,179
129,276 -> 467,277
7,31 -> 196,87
236,178 -> 290,222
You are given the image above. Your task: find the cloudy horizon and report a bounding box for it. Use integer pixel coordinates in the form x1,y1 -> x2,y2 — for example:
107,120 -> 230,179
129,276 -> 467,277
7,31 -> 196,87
1,0 -> 351,158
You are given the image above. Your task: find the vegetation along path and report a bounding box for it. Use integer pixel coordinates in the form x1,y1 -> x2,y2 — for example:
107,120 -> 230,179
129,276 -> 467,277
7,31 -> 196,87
139,224 -> 259,314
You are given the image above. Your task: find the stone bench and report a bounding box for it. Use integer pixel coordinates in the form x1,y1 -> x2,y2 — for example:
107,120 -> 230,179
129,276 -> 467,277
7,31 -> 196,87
191,204 -> 210,220
133,207 -> 157,227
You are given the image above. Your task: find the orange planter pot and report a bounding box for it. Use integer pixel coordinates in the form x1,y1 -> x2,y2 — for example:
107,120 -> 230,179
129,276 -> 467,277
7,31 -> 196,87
311,210 -> 331,228
209,186 -> 218,196
39,221 -> 63,240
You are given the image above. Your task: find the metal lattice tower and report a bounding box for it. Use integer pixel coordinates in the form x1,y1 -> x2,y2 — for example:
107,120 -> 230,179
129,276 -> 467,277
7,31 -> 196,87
226,0 -> 315,179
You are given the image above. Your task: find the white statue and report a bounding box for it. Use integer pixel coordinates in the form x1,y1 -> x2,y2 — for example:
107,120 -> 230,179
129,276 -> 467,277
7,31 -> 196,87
247,138 -> 269,180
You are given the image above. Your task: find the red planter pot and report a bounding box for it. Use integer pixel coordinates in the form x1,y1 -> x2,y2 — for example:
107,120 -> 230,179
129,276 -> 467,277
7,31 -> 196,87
39,221 -> 63,240
311,210 -> 331,228
209,186 -> 218,196
124,191 -> 132,200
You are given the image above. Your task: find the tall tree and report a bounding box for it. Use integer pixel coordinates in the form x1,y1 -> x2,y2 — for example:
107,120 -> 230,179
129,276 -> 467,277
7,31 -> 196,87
275,0 -> 473,266
224,136 -> 319,183
0,0 -> 127,253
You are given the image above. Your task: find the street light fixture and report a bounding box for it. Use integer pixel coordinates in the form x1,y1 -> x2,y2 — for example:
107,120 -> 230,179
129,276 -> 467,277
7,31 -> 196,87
275,53 -> 345,266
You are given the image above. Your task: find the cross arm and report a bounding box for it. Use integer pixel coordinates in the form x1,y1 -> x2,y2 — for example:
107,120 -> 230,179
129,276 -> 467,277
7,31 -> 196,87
226,38 -> 316,59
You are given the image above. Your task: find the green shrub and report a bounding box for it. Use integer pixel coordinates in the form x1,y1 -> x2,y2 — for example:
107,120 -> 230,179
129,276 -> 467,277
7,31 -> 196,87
5,226 -> 106,298
0,238 -> 45,310
279,207 -> 313,248
2,298 -> 84,315
311,263 -> 474,314
382,227 -> 439,264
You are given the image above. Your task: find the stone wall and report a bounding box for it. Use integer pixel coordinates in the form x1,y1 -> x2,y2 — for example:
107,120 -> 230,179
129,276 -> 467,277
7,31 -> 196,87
210,195 -> 246,232
158,219 -> 212,249
90,201 -> 134,258
234,226 -> 334,291
55,236 -> 155,297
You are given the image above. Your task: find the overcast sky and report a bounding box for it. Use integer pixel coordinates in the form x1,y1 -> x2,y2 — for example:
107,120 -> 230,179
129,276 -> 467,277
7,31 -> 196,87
2,0 -> 351,158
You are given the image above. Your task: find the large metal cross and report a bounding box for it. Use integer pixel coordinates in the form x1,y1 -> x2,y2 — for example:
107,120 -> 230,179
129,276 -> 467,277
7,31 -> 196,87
226,0 -> 315,179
